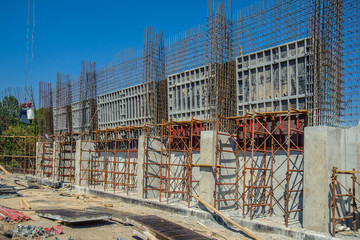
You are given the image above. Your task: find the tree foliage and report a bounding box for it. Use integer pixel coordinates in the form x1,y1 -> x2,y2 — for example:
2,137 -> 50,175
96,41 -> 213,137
0,95 -> 37,136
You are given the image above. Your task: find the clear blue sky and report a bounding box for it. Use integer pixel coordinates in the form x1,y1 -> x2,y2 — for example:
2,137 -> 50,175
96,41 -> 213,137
0,0 -> 255,104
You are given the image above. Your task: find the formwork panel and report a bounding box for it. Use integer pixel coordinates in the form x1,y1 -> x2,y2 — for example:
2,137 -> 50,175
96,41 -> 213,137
167,66 -> 208,121
236,38 -> 309,116
97,83 -> 150,129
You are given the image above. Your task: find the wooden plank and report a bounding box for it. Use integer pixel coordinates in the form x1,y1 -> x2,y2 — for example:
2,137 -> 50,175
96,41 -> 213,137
192,195 -> 260,240
192,164 -> 225,168
22,199 -> 32,209
0,165 -> 10,175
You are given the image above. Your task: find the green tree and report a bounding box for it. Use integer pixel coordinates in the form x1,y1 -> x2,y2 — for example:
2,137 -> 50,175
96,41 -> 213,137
0,96 -> 20,135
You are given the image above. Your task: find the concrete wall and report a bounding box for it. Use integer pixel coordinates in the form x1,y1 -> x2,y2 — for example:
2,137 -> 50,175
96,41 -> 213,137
303,126 -> 360,233
34,125 -> 359,234
212,130 -> 303,222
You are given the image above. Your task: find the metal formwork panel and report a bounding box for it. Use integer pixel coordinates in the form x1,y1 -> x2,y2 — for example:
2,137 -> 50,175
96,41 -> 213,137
97,83 -> 149,129
236,38 -> 310,116
167,66 -> 209,121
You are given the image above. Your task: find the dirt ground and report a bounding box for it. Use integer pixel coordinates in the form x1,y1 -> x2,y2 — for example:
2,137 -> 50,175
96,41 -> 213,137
0,175 -> 298,240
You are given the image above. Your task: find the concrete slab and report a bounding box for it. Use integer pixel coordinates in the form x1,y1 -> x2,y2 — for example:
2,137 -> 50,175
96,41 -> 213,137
35,209 -> 111,223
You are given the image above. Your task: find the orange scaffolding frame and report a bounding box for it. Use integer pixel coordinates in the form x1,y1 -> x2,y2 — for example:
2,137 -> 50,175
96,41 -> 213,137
40,135 -> 55,178
214,105 -> 307,226
0,131 -> 37,174
78,126 -> 141,194
142,118 -> 206,206
331,167 -> 360,236
55,132 -> 78,182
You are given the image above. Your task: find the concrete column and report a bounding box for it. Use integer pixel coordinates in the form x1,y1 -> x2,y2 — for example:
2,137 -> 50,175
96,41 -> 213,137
35,142 -> 43,177
303,126 -> 329,232
75,140 -> 82,186
52,141 -> 59,182
75,140 -> 95,187
303,126 -> 357,233
136,135 -> 145,198
199,131 -> 216,207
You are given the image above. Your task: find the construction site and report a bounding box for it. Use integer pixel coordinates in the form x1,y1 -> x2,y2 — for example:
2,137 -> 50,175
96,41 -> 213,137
0,0 -> 360,239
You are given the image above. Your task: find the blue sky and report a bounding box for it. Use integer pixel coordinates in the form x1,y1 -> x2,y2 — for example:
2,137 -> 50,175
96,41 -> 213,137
0,0 -> 255,104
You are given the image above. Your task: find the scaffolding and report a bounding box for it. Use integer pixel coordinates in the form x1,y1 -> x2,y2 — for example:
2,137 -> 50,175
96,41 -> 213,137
331,167 -> 360,236
54,132 -> 78,182
214,105 -> 307,226
78,126 -> 141,194
39,135 -> 54,179
142,118 -> 206,206
0,118 -> 37,175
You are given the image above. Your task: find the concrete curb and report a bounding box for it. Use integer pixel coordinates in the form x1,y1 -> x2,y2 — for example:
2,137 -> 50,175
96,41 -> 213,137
72,185 -> 340,240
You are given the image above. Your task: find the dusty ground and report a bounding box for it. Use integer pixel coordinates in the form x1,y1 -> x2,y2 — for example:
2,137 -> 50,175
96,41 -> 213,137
0,174 -> 354,240
0,175 -> 281,240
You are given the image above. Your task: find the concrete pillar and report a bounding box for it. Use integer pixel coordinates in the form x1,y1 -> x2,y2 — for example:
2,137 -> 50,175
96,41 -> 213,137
303,126 -> 329,232
136,135 -> 145,198
303,126 -> 358,233
52,141 -> 59,182
35,142 -> 43,177
199,131 -> 216,207
75,140 -> 82,186
75,140 -> 95,187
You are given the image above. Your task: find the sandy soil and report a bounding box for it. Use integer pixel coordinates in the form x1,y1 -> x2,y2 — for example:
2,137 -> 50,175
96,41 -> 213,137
0,175 -> 310,240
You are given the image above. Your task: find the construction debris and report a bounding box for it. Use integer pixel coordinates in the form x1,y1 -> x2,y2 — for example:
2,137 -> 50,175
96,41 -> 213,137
12,224 -> 62,238
58,183 -> 72,192
0,183 -> 19,198
0,206 -> 31,222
